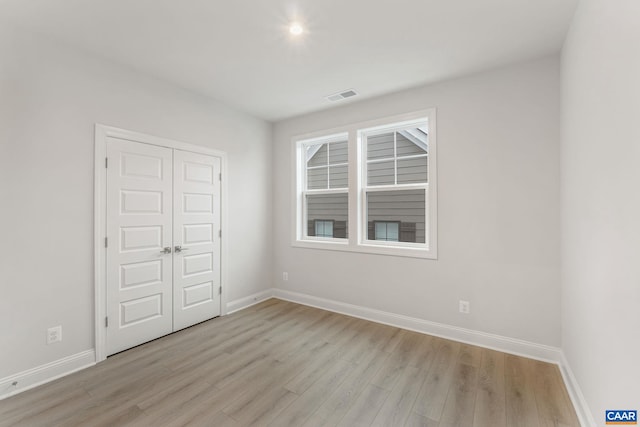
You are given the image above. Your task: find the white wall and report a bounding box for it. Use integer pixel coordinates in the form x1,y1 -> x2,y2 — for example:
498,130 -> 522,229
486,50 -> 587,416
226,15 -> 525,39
0,27 -> 272,378
273,57 -> 562,347
561,0 -> 640,423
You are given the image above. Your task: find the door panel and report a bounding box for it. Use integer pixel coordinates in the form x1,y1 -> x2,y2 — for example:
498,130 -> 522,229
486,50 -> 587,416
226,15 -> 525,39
173,150 -> 221,330
106,138 -> 173,355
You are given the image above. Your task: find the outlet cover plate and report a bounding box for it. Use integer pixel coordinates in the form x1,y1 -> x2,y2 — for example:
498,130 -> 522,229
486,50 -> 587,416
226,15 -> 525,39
459,300 -> 470,314
47,326 -> 62,344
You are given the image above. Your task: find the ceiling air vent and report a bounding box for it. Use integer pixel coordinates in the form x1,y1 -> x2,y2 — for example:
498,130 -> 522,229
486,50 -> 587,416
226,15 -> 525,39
326,89 -> 358,102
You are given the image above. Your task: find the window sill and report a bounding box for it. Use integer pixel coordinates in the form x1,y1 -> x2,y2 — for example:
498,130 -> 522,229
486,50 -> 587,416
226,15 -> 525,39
292,239 -> 437,259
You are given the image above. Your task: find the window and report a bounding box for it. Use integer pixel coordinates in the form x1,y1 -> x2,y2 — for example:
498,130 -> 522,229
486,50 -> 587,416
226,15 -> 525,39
298,134 -> 349,242
294,110 -> 437,258
361,122 -> 428,247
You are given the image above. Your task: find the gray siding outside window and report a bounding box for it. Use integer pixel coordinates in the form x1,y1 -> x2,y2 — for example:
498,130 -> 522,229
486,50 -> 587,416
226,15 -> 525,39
306,193 -> 348,238
366,131 -> 428,186
307,167 -> 328,189
367,132 -> 425,159
367,190 -> 425,243
397,157 -> 428,184
306,140 -> 349,189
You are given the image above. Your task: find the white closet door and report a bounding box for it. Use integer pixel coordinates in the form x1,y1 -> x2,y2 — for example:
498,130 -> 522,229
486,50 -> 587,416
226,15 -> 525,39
172,150 -> 221,330
106,138 -> 174,355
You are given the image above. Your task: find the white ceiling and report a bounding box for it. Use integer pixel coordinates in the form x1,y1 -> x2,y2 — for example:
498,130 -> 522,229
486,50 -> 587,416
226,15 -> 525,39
1,0 -> 578,121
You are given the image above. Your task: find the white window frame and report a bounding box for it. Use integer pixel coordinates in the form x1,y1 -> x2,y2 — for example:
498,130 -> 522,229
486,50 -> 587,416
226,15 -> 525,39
359,118 -> 430,251
295,133 -> 350,244
292,109 -> 437,259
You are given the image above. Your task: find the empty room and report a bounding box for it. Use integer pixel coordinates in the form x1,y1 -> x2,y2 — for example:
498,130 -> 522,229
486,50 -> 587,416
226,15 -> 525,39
0,0 -> 638,426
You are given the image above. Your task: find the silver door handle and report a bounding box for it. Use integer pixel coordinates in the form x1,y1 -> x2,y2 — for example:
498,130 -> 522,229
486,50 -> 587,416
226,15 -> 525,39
174,245 -> 189,253
160,247 -> 172,254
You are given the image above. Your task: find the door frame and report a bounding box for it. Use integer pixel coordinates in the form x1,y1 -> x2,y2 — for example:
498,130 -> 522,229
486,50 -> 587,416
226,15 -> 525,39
94,124 -> 229,362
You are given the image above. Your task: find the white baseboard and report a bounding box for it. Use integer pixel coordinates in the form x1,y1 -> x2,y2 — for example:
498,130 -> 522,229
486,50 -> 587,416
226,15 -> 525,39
272,289 -> 562,364
559,352 -> 596,427
226,289 -> 274,314
0,350 -> 96,400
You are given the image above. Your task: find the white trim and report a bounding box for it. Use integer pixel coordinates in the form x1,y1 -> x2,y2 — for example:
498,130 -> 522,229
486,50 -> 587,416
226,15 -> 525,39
226,289 -> 275,314
559,352 -> 597,427
94,125 -> 108,362
0,350 -> 95,400
272,289 -> 562,363
94,124 -> 229,362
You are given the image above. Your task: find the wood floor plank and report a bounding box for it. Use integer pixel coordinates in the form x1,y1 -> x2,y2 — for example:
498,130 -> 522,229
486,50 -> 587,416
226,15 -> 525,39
371,365 -> 424,426
0,387 -> 92,427
404,412 -> 440,427
473,349 -> 507,427
135,371 -> 214,412
381,327 -> 407,354
271,359 -> 354,426
505,354 -> 541,427
336,384 -> 390,427
371,331 -> 422,391
284,342 -> 342,394
532,360 -> 580,427
438,349 -> 480,427
226,386 -> 298,426
302,350 -> 389,427
185,411 -> 239,427
0,299 -> 580,427
220,348 -> 320,420
412,338 -> 461,421
140,384 -> 225,426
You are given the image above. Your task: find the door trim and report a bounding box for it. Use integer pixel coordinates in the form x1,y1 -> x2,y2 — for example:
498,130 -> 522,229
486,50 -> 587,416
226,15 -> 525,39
94,124 -> 229,362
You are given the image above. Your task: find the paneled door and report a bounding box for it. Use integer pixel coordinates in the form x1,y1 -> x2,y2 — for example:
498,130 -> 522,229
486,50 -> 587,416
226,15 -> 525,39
105,138 -> 222,356
173,150 -> 221,330
105,138 -> 174,355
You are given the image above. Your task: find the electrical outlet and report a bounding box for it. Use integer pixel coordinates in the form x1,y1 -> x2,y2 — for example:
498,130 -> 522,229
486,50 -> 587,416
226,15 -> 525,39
459,300 -> 470,314
283,272 -> 289,282
47,326 -> 62,344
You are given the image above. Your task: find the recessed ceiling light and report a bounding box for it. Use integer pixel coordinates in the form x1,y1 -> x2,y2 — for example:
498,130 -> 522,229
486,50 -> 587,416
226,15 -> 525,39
289,23 -> 304,36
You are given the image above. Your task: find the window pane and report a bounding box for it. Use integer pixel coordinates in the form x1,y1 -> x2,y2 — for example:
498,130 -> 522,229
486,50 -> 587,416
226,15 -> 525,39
329,140 -> 348,165
367,189 -> 425,243
397,156 -> 428,184
367,132 -> 394,160
329,165 -> 348,188
387,222 -> 399,240
374,222 -> 399,241
307,143 -> 328,167
306,193 -> 348,238
367,160 -> 395,186
315,220 -> 334,237
396,129 -> 428,157
307,167 -> 328,189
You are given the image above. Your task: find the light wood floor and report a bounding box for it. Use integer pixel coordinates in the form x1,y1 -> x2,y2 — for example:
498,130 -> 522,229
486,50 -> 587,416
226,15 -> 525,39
0,299 -> 579,427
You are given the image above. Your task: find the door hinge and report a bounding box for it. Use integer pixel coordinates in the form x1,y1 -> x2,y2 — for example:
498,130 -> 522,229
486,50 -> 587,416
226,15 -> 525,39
219,286 -> 222,295
105,157 -> 108,168
105,237 -> 108,248
105,317 -> 109,327
219,230 -> 222,238
219,172 -> 222,181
